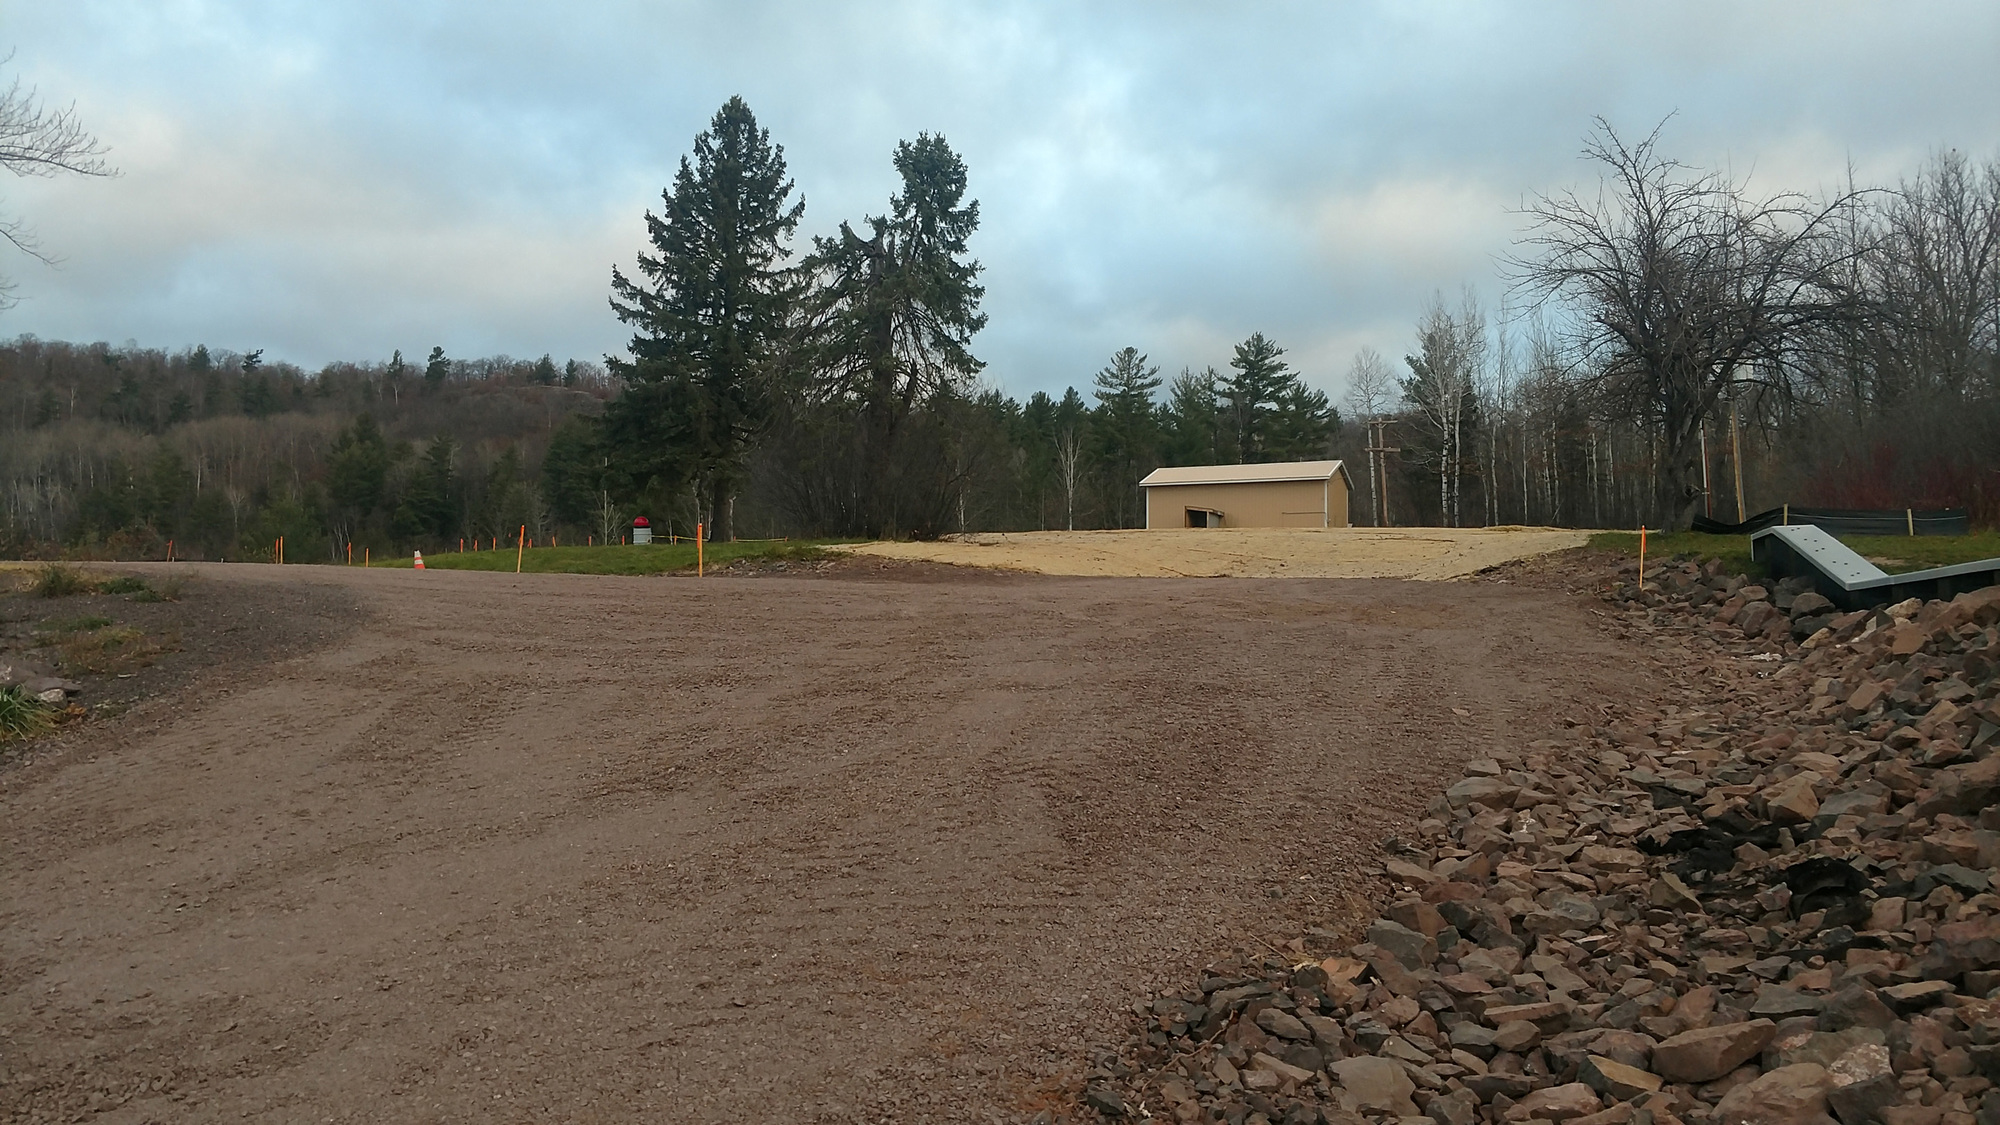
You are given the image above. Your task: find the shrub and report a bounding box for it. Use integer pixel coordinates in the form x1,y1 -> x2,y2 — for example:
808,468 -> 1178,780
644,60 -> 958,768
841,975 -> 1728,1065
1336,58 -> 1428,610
32,563 -> 94,598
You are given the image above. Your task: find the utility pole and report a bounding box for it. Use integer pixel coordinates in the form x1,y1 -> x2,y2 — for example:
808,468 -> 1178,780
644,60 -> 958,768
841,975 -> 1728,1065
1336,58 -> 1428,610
1365,418 -> 1401,528
1728,395 -> 1746,522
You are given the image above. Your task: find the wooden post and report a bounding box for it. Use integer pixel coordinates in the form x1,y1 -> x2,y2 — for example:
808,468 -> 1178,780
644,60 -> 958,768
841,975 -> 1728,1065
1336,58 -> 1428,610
1783,503 -> 1789,526
516,525 -> 526,574
697,522 -> 704,577
1638,526 -> 1647,590
1908,508 -> 1916,537
365,547 -> 370,566
1699,426 -> 1712,517
347,542 -> 353,565
167,539 -> 174,562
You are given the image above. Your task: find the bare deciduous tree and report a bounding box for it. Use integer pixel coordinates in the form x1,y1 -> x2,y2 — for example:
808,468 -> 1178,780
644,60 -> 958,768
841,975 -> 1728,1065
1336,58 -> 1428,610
1509,118 -> 1862,529
1402,290 -> 1485,527
1055,425 -> 1082,531
0,67 -> 113,307
1343,348 -> 1394,526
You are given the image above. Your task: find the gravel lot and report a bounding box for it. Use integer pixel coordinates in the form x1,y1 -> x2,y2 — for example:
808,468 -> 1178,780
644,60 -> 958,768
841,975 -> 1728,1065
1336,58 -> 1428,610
1,559 -> 1647,1123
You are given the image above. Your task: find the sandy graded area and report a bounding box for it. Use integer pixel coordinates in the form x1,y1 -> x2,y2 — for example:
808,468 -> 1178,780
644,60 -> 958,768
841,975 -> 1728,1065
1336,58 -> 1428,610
2,561 -> 1646,1123
841,526 -> 1595,580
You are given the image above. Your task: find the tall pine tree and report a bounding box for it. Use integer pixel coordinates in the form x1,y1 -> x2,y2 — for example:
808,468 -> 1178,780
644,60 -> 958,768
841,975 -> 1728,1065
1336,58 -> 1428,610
1221,333 -> 1293,463
608,96 -> 803,540
1090,347 -> 1162,526
809,133 -> 985,537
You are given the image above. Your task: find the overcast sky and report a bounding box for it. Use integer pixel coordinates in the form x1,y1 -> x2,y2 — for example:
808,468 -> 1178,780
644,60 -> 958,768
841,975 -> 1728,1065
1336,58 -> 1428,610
3,1 -> 1997,401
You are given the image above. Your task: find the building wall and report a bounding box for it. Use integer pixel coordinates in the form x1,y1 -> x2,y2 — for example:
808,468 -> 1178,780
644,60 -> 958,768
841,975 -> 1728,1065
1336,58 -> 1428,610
1144,476 -> 1350,528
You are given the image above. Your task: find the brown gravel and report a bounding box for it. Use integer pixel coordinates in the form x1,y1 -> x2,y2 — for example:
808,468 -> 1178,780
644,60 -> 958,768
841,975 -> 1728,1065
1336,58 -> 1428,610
0,562 -> 1647,1123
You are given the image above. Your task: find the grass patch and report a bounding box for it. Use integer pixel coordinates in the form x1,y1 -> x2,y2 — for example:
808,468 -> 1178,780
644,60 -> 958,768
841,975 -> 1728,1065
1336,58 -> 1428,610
40,615 -> 114,635
1842,531 -> 2000,572
16,566 -> 180,602
1589,528 -> 2000,576
1590,531 -> 1759,575
0,685 -> 56,742
381,539 -> 854,576
41,622 -> 166,676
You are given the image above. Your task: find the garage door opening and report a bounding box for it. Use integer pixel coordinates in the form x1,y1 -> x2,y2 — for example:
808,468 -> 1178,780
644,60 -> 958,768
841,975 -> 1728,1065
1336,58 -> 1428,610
1185,508 -> 1224,528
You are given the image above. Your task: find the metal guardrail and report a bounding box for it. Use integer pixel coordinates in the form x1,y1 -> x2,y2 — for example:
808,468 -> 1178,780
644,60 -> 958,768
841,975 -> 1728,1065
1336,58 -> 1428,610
1751,524 -> 2000,611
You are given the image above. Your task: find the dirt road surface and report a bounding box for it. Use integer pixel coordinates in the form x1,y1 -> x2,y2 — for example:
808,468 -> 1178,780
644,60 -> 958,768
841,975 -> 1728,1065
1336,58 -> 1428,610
843,526 -> 1595,579
2,563 -> 1646,1123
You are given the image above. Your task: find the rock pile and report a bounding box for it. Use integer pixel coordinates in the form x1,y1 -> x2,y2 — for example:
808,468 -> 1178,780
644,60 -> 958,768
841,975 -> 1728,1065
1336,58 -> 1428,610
1074,558 -> 2000,1125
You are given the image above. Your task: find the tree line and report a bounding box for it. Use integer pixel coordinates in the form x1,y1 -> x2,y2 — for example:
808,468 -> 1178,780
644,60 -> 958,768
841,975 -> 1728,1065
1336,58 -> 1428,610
2,107 -> 1994,559
1347,124 -> 1999,532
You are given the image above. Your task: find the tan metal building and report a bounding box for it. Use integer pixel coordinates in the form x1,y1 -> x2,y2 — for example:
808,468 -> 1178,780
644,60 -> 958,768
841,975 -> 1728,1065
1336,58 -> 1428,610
1138,460 -> 1353,529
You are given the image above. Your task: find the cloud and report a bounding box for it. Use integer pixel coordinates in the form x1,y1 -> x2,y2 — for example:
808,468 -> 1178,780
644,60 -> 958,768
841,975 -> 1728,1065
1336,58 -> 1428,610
1,0 -> 1996,402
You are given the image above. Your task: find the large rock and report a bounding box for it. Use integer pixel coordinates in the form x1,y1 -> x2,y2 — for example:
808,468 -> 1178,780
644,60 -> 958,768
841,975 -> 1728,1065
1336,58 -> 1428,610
1503,1083 -> 1603,1123
1819,985 -> 1898,1031
1762,774 -> 1821,824
1914,756 -> 2000,819
1652,1019 -> 1778,1083
1255,1007 -> 1310,1041
0,656 -> 54,687
1427,1087 -> 1480,1125
1367,919 -> 1438,970
1825,1043 -> 1897,1125
1447,776 -> 1520,809
1712,1063 -> 1833,1125
1578,1054 -> 1661,1100
1771,1027 -> 1886,1069
1329,1056 -> 1417,1117
1919,914 -> 2000,979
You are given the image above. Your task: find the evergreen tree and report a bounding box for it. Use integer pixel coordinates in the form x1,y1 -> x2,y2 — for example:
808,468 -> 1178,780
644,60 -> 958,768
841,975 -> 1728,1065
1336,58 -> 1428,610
809,132 -> 985,536
561,358 -> 579,388
1161,367 -> 1221,465
532,354 -> 558,385
423,346 -> 449,391
239,373 -> 276,417
397,436 -> 458,541
608,95 -> 804,541
1090,347 -> 1162,526
1264,381 -> 1339,461
1221,333 -> 1292,462
482,446 -> 532,540
326,414 -> 389,548
541,415 -> 601,529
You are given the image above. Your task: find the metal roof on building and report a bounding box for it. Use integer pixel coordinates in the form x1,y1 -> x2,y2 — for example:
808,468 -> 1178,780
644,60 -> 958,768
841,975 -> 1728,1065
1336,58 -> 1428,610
1138,460 -> 1348,488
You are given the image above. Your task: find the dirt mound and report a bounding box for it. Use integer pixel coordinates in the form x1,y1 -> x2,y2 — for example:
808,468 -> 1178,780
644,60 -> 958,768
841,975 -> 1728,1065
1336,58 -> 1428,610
843,527 -> 1595,580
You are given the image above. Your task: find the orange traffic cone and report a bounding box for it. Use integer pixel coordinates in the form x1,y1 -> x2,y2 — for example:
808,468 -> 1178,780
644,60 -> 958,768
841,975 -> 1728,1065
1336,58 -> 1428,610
413,551 -> 425,570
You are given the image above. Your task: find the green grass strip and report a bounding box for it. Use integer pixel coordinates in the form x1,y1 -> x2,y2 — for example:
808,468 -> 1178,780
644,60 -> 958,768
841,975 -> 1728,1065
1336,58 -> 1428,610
1589,529 -> 2000,576
375,539 -> 858,576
